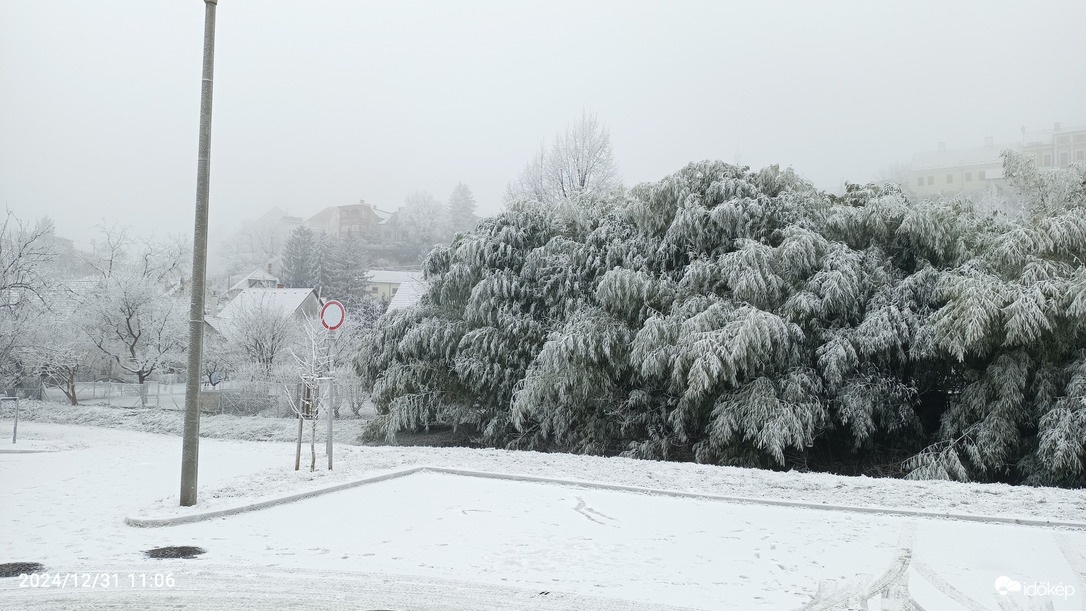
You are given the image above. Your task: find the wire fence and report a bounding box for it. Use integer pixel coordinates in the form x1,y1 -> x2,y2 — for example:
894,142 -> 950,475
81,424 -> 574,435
36,378 -> 368,418
39,381 -> 165,409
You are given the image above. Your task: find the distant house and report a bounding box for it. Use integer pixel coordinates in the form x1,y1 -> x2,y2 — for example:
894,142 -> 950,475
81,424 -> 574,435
306,200 -> 394,240
40,276 -> 97,316
1021,123 -> 1086,171
303,206 -> 337,235
907,122 -> 1086,198
385,275 -> 427,311
365,270 -> 422,302
377,209 -> 408,243
908,140 -> 1006,198
225,267 -> 280,299
248,206 -> 303,250
206,287 -> 321,337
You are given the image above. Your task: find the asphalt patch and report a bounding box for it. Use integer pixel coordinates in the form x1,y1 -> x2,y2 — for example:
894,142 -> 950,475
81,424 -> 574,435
145,546 -> 206,559
0,562 -> 45,577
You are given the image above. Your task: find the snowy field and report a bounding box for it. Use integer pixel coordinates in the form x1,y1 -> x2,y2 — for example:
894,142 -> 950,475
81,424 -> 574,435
2,408 -> 1086,610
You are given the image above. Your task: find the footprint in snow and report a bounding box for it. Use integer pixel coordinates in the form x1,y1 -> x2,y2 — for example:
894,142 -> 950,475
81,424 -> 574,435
573,496 -> 616,525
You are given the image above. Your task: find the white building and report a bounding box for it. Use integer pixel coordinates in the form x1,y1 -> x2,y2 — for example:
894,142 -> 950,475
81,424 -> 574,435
365,269 -> 422,302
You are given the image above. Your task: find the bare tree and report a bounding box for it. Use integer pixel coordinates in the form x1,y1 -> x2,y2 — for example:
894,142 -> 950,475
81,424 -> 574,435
0,211 -> 55,299
216,218 -> 287,277
221,294 -> 300,380
874,162 -> 912,190
284,317 -> 334,471
394,191 -> 449,261
26,309 -> 95,405
328,298 -> 380,417
548,111 -> 621,200
503,143 -> 549,205
0,211 -> 58,389
200,329 -> 234,387
82,226 -> 189,404
505,112 -> 622,206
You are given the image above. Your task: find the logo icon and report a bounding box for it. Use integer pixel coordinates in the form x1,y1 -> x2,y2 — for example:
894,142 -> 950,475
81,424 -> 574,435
995,576 -> 1022,596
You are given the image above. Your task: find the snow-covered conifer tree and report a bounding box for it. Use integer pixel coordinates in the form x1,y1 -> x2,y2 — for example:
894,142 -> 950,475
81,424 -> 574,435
281,226 -> 317,288
447,183 -> 478,234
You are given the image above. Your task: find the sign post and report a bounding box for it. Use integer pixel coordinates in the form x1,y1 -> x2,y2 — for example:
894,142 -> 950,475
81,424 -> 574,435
3,397 -> 18,443
320,300 -> 346,470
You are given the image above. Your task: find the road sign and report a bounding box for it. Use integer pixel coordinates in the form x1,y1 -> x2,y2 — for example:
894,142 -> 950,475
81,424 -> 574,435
320,300 -> 346,331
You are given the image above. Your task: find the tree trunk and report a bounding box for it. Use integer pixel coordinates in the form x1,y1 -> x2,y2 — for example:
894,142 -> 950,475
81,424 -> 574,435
66,375 -> 78,406
137,371 -> 148,408
310,413 -> 317,472
294,410 -> 303,471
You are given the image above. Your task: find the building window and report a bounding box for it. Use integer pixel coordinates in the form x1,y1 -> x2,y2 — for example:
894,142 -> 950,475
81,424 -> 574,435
1058,135 -> 1070,145
946,174 -> 954,184
927,176 -> 934,185
1044,154 -> 1053,167
917,177 -> 924,187
1077,150 -> 1085,162
1075,134 -> 1085,143
1060,152 -> 1069,166
979,170 -> 986,180
965,172 -> 972,181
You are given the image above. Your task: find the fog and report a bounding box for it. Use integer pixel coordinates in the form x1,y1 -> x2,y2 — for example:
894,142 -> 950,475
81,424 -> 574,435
1,0 -> 1083,250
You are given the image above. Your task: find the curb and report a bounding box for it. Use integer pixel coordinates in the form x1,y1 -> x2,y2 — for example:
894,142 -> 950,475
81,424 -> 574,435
125,465 -> 1086,531
125,466 -> 427,527
432,467 -> 1086,531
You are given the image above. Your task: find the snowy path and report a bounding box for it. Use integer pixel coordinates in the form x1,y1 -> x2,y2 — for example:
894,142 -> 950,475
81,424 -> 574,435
134,472 -> 903,609
0,565 -> 698,611
2,421 -> 1085,609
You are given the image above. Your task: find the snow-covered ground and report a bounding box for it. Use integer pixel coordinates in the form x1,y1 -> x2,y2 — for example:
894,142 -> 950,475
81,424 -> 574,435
2,405 -> 1086,610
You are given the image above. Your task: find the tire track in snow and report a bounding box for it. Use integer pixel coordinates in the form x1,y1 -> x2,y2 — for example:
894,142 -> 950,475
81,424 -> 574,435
1054,534 -> 1086,611
911,560 -> 990,611
798,521 -> 915,611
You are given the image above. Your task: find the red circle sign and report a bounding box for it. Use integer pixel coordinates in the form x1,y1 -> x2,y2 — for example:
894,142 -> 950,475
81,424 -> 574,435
320,300 -> 346,330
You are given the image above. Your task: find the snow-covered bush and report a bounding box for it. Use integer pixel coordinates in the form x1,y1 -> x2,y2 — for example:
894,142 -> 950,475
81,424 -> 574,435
359,154 -> 1086,487
907,152 -> 1086,486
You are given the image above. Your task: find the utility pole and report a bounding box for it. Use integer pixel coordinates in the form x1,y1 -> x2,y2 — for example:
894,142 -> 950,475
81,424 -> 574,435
181,0 -> 218,507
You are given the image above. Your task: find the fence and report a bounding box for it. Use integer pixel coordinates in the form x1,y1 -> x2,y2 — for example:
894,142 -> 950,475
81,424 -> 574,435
40,381 -> 232,412
199,383 -> 290,417
40,381 -> 166,408
37,378 -> 366,418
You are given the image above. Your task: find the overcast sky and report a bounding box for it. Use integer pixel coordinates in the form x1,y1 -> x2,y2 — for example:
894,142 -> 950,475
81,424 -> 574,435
2,0 -> 1084,252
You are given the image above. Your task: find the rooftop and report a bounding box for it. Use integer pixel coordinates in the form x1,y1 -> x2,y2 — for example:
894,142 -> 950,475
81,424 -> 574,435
386,276 -> 427,311
368,270 -> 422,285
1021,123 -> 1086,146
216,287 -> 316,320
228,269 -> 279,293
910,145 -> 1007,171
